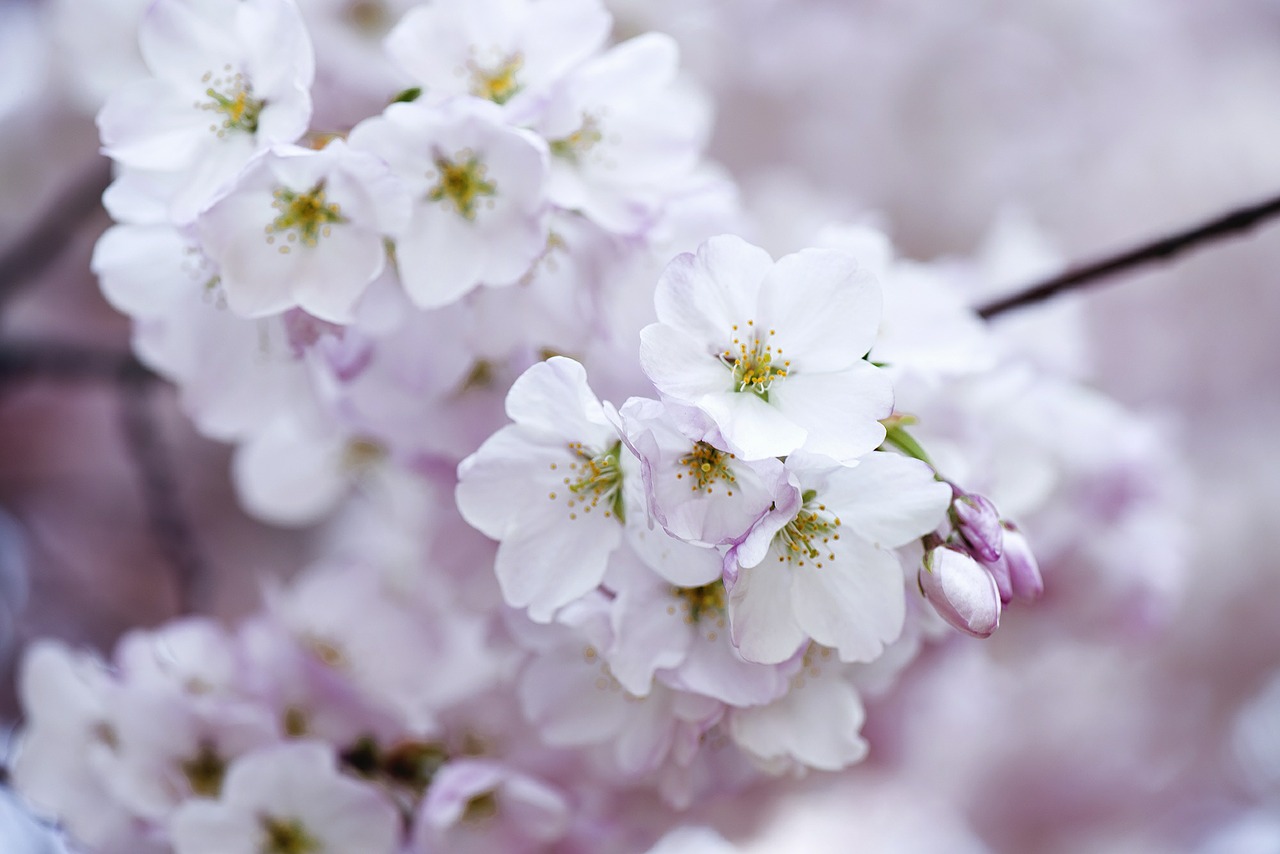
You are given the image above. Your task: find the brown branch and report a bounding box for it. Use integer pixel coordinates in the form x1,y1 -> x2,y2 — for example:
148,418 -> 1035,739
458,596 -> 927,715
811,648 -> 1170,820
0,157 -> 113,310
0,340 -> 204,614
0,341 -> 154,385
117,376 -> 209,616
978,191 -> 1280,319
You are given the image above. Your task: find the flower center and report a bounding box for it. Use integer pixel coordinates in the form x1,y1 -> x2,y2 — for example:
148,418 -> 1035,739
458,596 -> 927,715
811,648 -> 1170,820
676,441 -> 736,495
672,580 -> 726,624
548,440 -> 625,523
266,182 -> 346,253
428,151 -> 497,220
720,322 -> 789,400
550,114 -> 603,161
200,67 -> 263,137
259,817 -> 319,854
181,740 -> 226,798
468,54 -> 523,105
774,490 -> 841,568
462,790 -> 500,824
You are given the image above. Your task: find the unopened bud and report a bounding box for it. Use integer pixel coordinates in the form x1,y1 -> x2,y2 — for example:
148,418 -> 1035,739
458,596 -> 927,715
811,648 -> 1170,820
951,488 -> 1003,563
1000,522 -> 1043,602
982,551 -> 1013,604
920,546 -> 1001,638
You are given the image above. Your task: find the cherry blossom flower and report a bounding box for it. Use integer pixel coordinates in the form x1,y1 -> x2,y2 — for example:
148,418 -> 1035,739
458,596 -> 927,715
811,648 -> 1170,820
197,140 -> 410,323
349,98 -> 550,307
413,759 -> 570,853
617,396 -> 780,549
97,0 -> 314,222
535,33 -> 709,234
726,451 -> 951,664
640,235 -> 892,462
456,357 -> 625,621
170,742 -> 400,854
384,0 -> 610,118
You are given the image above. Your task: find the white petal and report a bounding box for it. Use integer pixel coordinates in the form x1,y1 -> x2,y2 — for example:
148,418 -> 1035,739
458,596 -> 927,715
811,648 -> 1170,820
652,235 -> 772,344
700,391 -> 807,462
788,536 -> 905,663
767,363 -> 892,463
823,452 -> 952,548
727,563 -> 805,665
730,672 -> 868,771
759,247 -> 882,370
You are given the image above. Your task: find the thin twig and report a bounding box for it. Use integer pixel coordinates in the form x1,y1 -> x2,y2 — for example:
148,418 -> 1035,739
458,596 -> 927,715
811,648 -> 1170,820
117,378 -> 208,616
0,157 -> 113,310
978,191 -> 1280,318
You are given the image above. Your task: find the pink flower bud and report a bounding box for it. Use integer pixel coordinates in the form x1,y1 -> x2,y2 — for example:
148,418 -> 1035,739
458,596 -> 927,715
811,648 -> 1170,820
1001,522 -> 1043,602
981,551 -> 1014,604
920,546 -> 1001,638
951,488 -> 1003,562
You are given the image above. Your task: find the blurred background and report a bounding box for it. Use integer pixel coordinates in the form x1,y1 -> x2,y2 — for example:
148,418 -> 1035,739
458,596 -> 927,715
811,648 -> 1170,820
2,0 -> 1280,850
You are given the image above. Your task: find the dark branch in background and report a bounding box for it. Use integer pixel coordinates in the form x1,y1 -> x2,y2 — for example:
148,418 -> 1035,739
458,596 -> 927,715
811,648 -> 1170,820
0,157 -> 112,309
117,376 -> 209,616
979,191 -> 1280,319
0,341 -> 154,385
0,341 -> 205,615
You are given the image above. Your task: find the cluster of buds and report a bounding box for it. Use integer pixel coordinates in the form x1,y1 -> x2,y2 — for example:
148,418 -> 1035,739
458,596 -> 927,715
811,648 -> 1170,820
919,487 -> 1043,638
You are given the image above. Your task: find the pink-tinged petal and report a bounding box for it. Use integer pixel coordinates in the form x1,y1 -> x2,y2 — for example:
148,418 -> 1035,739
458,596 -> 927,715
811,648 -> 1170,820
728,468 -> 803,570
608,583 -> 693,696
789,535 -> 905,663
920,547 -> 1001,638
639,322 -> 732,401
652,235 -> 773,344
495,513 -> 621,622
759,246 -> 882,370
613,690 -> 678,775
823,452 -> 952,548
767,362 -> 893,463
456,430 -> 571,539
499,774 -> 571,843
730,670 -> 868,771
421,760 -> 507,829
627,525 -> 722,587
699,391 -> 807,462
670,632 -> 791,707
503,357 -> 613,440
519,653 -> 626,747
727,563 -> 806,665
1001,522 -> 1044,602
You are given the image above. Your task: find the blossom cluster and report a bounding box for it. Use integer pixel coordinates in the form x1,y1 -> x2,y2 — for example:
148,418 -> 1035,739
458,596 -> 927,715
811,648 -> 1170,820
8,0 -> 1213,852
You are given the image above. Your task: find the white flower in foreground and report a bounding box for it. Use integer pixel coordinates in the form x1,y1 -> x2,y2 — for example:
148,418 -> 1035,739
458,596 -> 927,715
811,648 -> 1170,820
384,0 -> 610,116
640,235 -> 892,462
349,98 -> 550,307
456,357 -> 625,621
198,140 -> 410,323
97,0 -> 314,221
726,451 -> 951,664
170,742 -> 399,854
